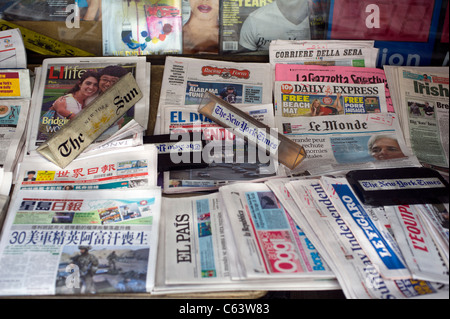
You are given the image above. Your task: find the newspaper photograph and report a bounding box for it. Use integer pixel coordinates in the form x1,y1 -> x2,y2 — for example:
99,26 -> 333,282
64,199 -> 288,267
285,178 -> 449,299
26,57 -> 150,152
274,81 -> 388,114
269,40 -> 379,70
275,64 -> 394,112
0,99 -> 30,172
385,204 -> 449,284
0,187 -> 162,296
156,56 -> 273,134
163,194 -> 231,284
219,182 -> 335,280
162,104 -> 279,192
16,144 -> 158,191
280,112 -> 420,175
387,66 -> 449,171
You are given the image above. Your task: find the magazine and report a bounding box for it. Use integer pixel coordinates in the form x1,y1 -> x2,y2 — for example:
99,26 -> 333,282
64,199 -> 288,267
285,178 -> 449,299
182,0 -> 219,54
275,64 -> 394,112
279,112 -> 421,175
1,0 -> 74,21
219,182 -> 335,280
26,57 -> 150,153
220,0 -> 329,54
0,187 -> 162,296
102,0 -> 182,56
0,99 -> 30,172
156,56 -> 273,134
384,66 -> 449,172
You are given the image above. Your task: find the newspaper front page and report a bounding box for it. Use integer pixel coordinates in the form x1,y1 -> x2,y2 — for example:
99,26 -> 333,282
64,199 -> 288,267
16,144 -> 158,191
156,56 -> 273,134
0,188 -> 161,296
279,112 -> 420,175
387,66 -> 449,171
275,64 -> 394,112
162,104 -> 279,192
385,204 -> 449,284
0,99 -> 30,172
219,182 -> 335,280
285,178 -> 449,299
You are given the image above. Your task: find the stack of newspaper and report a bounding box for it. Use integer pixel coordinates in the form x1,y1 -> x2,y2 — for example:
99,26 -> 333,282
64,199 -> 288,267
384,66 -> 449,175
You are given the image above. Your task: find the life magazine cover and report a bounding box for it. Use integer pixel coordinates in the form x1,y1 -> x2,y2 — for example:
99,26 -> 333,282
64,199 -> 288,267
220,0 -> 329,54
0,188 -> 161,296
26,57 -> 149,152
102,0 -> 182,56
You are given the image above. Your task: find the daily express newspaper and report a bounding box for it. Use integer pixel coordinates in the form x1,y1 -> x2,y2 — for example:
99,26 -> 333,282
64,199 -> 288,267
0,187 -> 162,296
26,57 -> 150,152
0,99 -> 30,172
385,66 -> 449,171
16,144 -> 158,191
162,104 -> 279,192
279,112 -> 420,175
156,56 -> 273,134
275,64 -> 394,112
385,204 -> 449,284
285,178 -> 449,299
219,182 -> 335,280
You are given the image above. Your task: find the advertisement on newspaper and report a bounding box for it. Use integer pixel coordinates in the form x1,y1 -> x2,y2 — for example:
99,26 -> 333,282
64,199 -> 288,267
162,105 -> 279,192
274,81 -> 387,114
219,183 -> 334,280
164,194 -> 230,284
220,0 -> 330,54
398,68 -> 449,169
27,57 -> 149,152
17,144 -> 158,191
156,56 -> 272,133
286,178 -> 449,299
0,188 -> 161,296
275,64 -> 394,112
279,113 -> 420,175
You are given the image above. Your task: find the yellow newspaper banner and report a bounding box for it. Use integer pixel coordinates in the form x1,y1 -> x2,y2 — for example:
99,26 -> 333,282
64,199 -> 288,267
0,72 -> 20,96
0,19 -> 94,57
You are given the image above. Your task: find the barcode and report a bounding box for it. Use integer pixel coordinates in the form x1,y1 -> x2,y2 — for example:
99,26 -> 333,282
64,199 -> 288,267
223,41 -> 238,51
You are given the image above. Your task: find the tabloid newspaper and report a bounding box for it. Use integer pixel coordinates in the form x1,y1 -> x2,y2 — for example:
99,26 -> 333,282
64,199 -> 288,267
279,112 -> 421,175
26,57 -> 150,153
384,66 -> 449,173
156,56 -> 272,134
219,182 -> 335,280
102,0 -> 182,56
269,40 -> 379,72
0,187 -> 162,296
0,69 -> 31,99
0,28 -> 26,69
161,104 -> 280,193
275,64 -> 394,112
220,0 -> 329,54
384,204 -> 449,284
285,177 -> 449,299
0,99 -> 30,172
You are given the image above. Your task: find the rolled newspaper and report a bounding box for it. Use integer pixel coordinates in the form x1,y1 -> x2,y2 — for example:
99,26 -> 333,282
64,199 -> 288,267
37,72 -> 143,168
198,91 -> 306,170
